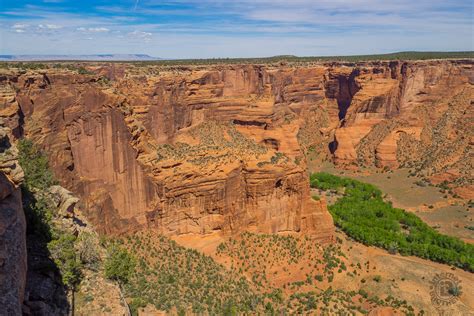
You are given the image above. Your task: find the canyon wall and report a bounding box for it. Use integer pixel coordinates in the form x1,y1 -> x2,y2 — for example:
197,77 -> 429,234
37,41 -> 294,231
0,121 -> 26,315
0,59 -> 471,240
0,66 -> 335,241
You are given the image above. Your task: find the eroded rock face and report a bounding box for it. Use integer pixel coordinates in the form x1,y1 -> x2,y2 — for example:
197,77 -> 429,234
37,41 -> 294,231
340,62 -> 472,197
0,122 -> 26,315
0,66 -> 335,242
332,61 -> 473,174
1,59 -> 471,240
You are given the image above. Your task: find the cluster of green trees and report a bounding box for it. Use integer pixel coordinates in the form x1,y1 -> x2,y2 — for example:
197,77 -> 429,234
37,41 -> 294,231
18,139 -> 83,290
310,172 -> 474,272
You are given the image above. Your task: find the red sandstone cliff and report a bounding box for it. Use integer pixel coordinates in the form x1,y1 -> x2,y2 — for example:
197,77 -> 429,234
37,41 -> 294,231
0,59 -> 471,239
0,66 -> 334,240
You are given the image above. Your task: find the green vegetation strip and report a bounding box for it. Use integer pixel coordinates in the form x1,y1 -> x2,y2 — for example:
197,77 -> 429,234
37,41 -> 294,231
1,52 -> 472,69
134,51 -> 474,66
310,172 -> 474,272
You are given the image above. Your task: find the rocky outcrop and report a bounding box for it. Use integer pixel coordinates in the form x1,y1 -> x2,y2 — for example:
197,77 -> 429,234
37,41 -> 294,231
1,59 -> 471,242
331,61 -> 473,193
0,121 -> 26,315
48,185 -> 80,217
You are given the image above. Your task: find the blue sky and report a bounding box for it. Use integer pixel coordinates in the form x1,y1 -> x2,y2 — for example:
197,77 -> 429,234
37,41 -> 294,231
0,0 -> 472,58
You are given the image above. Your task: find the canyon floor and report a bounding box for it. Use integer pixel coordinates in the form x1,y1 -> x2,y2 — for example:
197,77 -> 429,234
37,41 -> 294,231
169,165 -> 474,315
171,230 -> 474,316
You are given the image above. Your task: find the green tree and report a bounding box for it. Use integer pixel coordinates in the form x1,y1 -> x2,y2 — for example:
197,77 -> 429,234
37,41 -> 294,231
105,246 -> 136,284
48,232 -> 82,289
18,138 -> 56,191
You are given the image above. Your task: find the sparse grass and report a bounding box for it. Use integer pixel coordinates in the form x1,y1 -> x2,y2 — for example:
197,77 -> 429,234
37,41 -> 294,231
155,121 -> 268,166
108,232 -> 415,314
216,232 -> 348,289
113,234 -> 262,314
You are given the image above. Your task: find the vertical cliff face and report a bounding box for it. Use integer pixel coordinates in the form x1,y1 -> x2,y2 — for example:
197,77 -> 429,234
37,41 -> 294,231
1,66 -> 334,241
0,122 -> 26,315
0,59 -> 471,241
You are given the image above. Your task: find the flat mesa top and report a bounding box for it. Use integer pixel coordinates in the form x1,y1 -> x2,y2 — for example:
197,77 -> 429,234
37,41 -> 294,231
0,51 -> 473,65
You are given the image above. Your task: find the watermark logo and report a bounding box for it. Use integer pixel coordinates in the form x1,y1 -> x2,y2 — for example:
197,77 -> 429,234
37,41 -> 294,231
430,272 -> 462,308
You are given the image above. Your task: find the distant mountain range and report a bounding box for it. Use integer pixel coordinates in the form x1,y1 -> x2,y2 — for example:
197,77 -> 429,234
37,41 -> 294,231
0,54 -> 160,61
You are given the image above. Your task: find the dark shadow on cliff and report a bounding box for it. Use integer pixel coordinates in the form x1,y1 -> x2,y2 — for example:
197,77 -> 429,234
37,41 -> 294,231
22,178 -> 70,315
22,186 -> 70,316
328,138 -> 338,155
335,69 -> 360,121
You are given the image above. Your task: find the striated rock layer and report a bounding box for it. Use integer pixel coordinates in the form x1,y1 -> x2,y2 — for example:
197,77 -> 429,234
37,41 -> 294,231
0,59 -> 472,239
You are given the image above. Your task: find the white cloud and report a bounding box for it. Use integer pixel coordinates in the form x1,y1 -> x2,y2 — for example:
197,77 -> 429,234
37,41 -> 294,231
12,23 -> 29,29
77,27 -> 109,32
90,27 -> 109,32
128,30 -> 152,42
38,24 -> 62,29
15,29 -> 26,33
129,30 -> 152,37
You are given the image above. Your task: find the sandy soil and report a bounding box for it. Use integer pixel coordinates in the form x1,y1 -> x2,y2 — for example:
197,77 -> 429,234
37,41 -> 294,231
172,230 -> 474,315
334,232 -> 474,316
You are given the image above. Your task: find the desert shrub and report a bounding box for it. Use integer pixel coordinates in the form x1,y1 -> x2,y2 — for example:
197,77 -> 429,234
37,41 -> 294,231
129,297 -> 147,316
76,232 -> 101,268
77,66 -> 93,75
448,285 -> 462,297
